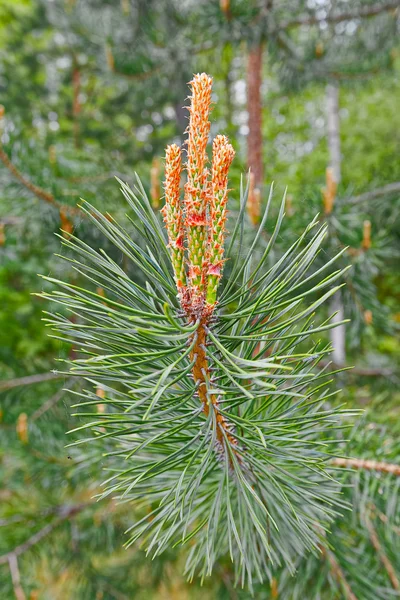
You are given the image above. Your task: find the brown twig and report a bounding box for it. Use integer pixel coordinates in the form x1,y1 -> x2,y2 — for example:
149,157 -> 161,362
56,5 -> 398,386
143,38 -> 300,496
31,378 -> 76,421
332,457 -> 400,477
190,320 -> 238,457
321,544 -> 358,600
0,216 -> 23,225
0,504 -> 74,528
376,510 -> 400,535
280,1 -> 399,30
0,504 -> 89,565
8,554 -> 26,600
342,366 -> 393,377
365,516 -> 400,590
0,372 -> 65,392
0,145 -> 81,217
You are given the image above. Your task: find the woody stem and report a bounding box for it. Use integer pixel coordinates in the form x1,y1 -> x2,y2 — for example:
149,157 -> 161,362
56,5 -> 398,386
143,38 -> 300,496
190,318 -> 238,455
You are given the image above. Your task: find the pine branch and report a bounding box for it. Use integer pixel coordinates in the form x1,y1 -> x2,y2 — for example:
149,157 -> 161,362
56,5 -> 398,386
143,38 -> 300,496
7,555 -> 26,600
31,378 -> 76,421
365,516 -> 400,590
332,457 -> 400,476
321,545 -> 358,600
376,510 -> 400,535
0,372 -> 64,392
0,504 -> 90,565
344,181 -> 400,205
276,421 -> 400,599
0,216 -> 23,225
280,1 -> 400,30
0,144 -> 82,217
0,504 -> 76,528
319,361 -> 394,377
41,73 -> 351,587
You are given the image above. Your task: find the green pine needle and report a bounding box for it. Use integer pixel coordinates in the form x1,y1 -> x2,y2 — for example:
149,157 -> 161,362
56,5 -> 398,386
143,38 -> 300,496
41,178 -> 353,587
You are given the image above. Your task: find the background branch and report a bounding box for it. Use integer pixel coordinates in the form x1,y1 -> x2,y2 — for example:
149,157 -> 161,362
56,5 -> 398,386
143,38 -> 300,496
365,516 -> 400,590
332,457 -> 400,476
31,378 -> 76,421
321,545 -> 358,600
0,504 -> 90,566
280,1 -> 399,30
344,181 -> 400,205
0,372 -> 65,392
8,554 -> 26,600
0,145 -> 82,217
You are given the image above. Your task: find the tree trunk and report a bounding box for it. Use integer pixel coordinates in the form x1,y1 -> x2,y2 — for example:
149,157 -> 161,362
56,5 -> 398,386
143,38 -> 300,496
72,62 -> 81,149
326,82 -> 346,365
326,84 -> 341,184
247,44 -> 263,186
330,293 -> 346,365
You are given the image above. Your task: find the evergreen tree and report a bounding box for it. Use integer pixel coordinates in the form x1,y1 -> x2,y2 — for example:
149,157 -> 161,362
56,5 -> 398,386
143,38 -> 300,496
1,1 -> 399,598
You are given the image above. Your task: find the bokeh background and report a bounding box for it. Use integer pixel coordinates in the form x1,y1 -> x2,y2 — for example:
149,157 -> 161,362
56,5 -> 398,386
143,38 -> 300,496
0,1 -> 399,598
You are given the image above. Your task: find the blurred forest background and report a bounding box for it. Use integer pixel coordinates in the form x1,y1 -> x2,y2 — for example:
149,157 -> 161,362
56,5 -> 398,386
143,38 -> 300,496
0,0 -> 399,598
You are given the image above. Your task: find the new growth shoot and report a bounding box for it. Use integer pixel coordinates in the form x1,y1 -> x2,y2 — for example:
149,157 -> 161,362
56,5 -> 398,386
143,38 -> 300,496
162,73 -> 236,455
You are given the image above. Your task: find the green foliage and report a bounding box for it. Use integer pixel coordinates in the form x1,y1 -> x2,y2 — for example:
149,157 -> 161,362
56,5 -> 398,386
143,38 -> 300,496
37,176 -> 356,588
276,420 -> 400,600
0,0 -> 399,597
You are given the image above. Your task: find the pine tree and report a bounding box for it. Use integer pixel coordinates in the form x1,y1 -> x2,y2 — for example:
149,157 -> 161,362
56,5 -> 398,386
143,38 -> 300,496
1,2 -> 399,598
35,72 -> 362,589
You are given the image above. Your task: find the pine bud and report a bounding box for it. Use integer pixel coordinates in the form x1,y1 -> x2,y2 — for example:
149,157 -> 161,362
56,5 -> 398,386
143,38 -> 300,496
60,207 -> 74,239
362,220 -> 371,250
161,74 -> 234,314
206,135 -> 235,306
16,413 -> 28,444
247,172 -> 261,226
0,104 -> 4,133
322,167 -> 337,215
48,144 -> 57,165
150,156 -> 161,209
220,0 -> 230,15
286,193 -> 294,217
184,73 -> 213,298
162,144 -> 186,290
96,387 -> 106,429
121,0 -> 130,15
96,386 -> 106,400
364,309 -> 373,325
271,577 -> 279,599
315,41 -> 324,58
0,223 -> 5,246
105,43 -> 115,72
